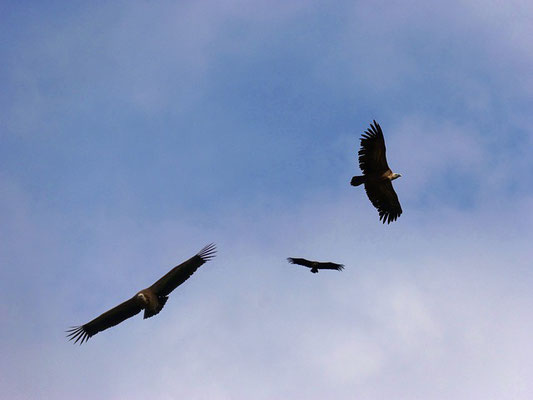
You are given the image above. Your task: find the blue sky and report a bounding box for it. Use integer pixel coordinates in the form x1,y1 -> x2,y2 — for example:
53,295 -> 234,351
1,1 -> 532,399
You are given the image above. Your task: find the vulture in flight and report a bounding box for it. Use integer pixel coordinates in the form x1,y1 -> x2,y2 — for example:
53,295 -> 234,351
287,257 -> 344,273
67,243 -> 216,344
351,120 -> 402,223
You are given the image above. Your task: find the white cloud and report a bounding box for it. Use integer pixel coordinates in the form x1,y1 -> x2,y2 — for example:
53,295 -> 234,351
3,173 -> 532,398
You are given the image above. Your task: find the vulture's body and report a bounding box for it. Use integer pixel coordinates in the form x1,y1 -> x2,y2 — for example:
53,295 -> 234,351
287,257 -> 344,273
351,120 -> 402,223
67,243 -> 216,344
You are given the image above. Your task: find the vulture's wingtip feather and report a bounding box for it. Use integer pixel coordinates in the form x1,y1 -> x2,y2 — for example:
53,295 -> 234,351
66,326 -> 90,345
197,243 -> 216,261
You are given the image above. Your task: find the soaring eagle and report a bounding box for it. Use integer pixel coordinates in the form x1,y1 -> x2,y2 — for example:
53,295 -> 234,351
351,120 -> 402,223
67,243 -> 216,344
287,257 -> 344,273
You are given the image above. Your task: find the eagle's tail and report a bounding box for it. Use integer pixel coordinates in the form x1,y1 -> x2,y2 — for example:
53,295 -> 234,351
350,175 -> 366,186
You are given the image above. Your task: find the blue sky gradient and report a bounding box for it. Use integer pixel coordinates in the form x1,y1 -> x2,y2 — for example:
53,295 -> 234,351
1,1 -> 532,399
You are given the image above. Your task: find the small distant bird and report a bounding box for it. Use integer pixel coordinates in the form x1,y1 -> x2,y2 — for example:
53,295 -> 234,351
351,120 -> 402,223
287,257 -> 344,273
67,243 -> 216,344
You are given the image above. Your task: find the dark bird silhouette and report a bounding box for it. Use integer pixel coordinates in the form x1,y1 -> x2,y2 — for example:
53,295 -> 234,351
67,243 -> 216,344
351,120 -> 402,223
287,257 -> 344,273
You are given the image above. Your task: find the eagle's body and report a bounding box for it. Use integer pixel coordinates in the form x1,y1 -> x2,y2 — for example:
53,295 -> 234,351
287,257 -> 344,273
67,243 -> 216,344
351,120 -> 402,224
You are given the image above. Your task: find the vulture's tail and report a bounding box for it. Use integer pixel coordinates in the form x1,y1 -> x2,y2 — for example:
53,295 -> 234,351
350,176 -> 366,186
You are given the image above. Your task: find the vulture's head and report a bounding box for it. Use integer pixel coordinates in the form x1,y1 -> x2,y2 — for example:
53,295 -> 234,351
391,173 -> 402,181
136,292 -> 148,306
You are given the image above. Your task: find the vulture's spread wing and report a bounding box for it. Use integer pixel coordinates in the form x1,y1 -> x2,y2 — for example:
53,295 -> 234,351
288,258 -> 344,271
364,180 -> 402,224
66,297 -> 142,344
358,120 -> 390,175
318,262 -> 345,271
149,243 -> 216,297
287,257 -> 313,268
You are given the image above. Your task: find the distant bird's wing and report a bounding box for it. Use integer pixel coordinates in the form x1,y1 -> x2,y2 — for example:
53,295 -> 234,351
149,243 -> 216,297
358,120 -> 390,175
365,179 -> 402,224
288,258 -> 344,271
66,297 -> 142,344
318,262 -> 345,271
287,257 -> 314,268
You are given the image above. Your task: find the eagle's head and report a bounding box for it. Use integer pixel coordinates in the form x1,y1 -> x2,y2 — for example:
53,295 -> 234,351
391,173 -> 402,181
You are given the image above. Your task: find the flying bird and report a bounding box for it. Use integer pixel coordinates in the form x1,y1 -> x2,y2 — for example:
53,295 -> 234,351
67,243 -> 216,344
287,257 -> 344,273
350,120 -> 402,223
